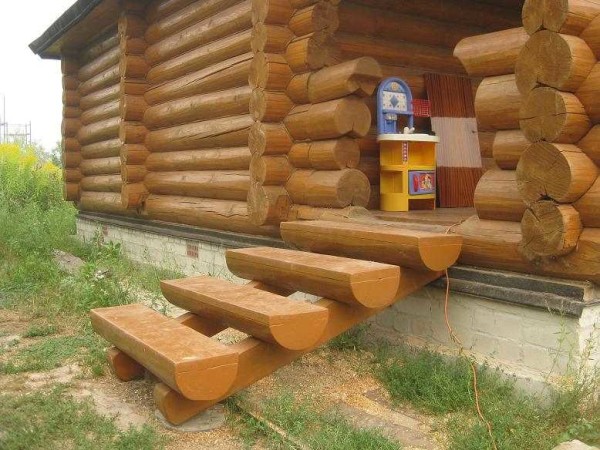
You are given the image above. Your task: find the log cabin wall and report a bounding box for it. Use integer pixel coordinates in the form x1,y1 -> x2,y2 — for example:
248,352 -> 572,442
140,0 -> 278,237
75,29 -> 130,215
329,0 -> 524,210
454,0 -> 600,284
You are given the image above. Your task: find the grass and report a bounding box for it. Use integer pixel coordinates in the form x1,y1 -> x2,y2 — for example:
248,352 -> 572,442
0,387 -> 163,450
230,392 -> 402,450
371,343 -> 600,449
327,323 -> 369,352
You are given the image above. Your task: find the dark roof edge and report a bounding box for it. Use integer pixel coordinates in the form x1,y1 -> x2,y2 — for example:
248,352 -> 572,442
29,0 -> 105,59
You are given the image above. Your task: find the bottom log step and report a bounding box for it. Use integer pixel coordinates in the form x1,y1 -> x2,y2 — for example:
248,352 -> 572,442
91,304 -> 238,401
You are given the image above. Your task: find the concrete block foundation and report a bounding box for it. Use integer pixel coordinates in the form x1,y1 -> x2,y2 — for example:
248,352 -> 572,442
77,213 -> 600,392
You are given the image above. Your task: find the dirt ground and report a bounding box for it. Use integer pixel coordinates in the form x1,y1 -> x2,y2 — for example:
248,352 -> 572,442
0,304 -> 444,450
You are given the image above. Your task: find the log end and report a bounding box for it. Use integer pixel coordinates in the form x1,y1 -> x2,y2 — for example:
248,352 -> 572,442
107,347 -> 144,381
418,236 -> 463,271
269,308 -> 329,350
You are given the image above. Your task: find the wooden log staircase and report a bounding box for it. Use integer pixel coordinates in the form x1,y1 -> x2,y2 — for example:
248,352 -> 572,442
91,220 -> 462,425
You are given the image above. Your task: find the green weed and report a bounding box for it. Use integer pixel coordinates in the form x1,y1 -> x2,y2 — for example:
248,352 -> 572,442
0,387 -> 163,450
0,331 -> 105,375
23,324 -> 59,338
328,324 -> 369,352
232,392 -> 402,450
374,344 -> 600,449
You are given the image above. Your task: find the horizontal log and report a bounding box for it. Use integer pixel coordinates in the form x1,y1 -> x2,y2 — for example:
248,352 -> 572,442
78,65 -> 120,97
154,268 -> 441,425
146,0 -> 197,23
121,165 -> 147,183
250,52 -> 293,90
63,138 -> 81,153
252,0 -> 294,25
226,247 -> 401,308
247,184 -> 291,225
145,170 -> 249,200
78,46 -> 120,82
281,220 -> 463,272
579,125 -> 600,165
120,144 -> 150,165
474,169 -> 526,222
251,23 -> 294,53
475,74 -> 521,131
81,139 -> 122,159
249,122 -> 292,156
121,95 -> 146,122
250,155 -> 293,185
80,31 -> 119,65
62,152 -> 82,168
143,195 -> 279,237
145,86 -> 251,129
80,157 -> 122,176
285,169 -> 371,208
63,168 -> 83,182
493,130 -> 529,169
574,176 -> 600,227
521,201 -> 582,258
146,147 -> 251,172
456,216 -> 600,283
63,75 -> 79,91
454,28 -> 528,77
293,57 -> 382,104
161,276 -> 328,350
120,122 -> 148,144
515,31 -> 596,94
120,37 -> 147,56
581,15 -> 600,58
287,205 -> 371,222
146,115 -> 252,153
90,303 -> 238,400
522,0 -> 600,35
63,182 -> 80,202
62,119 -> 81,138
285,32 -> 335,73
63,90 -> 80,107
249,90 -> 293,122
77,117 -> 121,145
120,55 -> 149,79
284,97 -> 371,140
147,29 -> 252,84
145,53 -> 253,105
79,191 -> 131,215
519,87 -> 591,143
576,63 -> 600,123
63,106 -> 81,119
516,141 -> 598,203
289,2 -> 338,36
80,84 -> 120,111
145,0 -> 252,65
80,174 -> 122,192
121,182 -> 148,209
339,2 -> 481,50
336,32 -> 465,74
288,139 -> 360,170
145,0 -> 242,44
479,131 -> 495,159
80,100 -> 120,125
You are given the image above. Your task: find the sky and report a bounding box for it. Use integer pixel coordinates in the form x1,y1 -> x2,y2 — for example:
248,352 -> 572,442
0,0 -> 77,151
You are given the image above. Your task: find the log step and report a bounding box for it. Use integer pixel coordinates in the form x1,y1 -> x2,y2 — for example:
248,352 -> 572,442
160,276 -> 329,350
90,304 -> 238,401
226,247 -> 401,308
281,220 -> 463,271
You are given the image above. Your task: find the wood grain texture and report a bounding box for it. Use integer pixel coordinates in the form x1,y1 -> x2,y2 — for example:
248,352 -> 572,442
160,276 -> 328,350
91,303 -> 238,400
226,247 -> 400,308
281,220 -> 462,272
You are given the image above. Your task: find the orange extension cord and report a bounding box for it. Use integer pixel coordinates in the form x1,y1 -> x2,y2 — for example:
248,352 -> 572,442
445,224 -> 497,450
